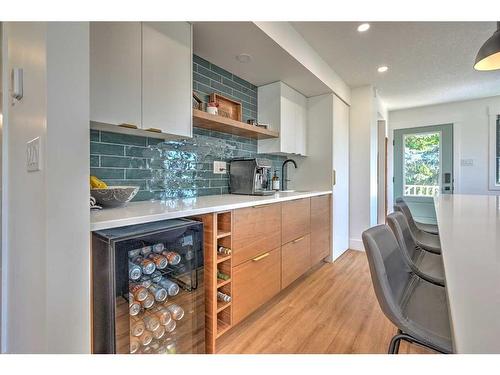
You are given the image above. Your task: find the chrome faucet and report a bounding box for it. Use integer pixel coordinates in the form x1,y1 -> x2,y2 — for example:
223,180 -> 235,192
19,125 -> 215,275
281,159 -> 297,191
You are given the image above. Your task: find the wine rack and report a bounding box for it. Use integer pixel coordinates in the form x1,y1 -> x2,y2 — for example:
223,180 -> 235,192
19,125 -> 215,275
215,211 -> 233,338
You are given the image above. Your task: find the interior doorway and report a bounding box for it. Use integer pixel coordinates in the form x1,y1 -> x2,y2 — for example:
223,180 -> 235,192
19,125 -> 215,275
377,120 -> 387,224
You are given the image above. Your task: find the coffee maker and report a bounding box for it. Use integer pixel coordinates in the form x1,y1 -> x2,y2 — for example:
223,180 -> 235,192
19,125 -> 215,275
229,158 -> 274,195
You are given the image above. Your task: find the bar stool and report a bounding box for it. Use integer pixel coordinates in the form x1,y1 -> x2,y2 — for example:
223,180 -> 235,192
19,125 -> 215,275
394,199 -> 441,255
362,225 -> 452,354
395,197 -> 439,235
387,212 -> 445,287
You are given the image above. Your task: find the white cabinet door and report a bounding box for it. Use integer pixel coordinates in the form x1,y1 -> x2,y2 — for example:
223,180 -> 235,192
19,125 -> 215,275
142,22 -> 192,137
295,90 -> 307,156
90,22 -> 142,127
280,83 -> 297,154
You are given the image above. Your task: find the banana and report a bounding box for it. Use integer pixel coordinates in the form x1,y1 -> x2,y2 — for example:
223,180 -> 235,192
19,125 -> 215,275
90,175 -> 108,189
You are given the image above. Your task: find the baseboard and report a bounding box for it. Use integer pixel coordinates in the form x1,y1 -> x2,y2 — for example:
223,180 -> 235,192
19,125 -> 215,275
349,239 -> 365,251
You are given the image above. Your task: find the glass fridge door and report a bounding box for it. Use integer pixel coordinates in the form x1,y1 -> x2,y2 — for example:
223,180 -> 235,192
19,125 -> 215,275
113,222 -> 204,354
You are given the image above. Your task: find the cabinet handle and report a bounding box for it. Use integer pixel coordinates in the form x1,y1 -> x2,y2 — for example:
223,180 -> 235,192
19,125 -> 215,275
292,236 -> 306,244
252,253 -> 270,262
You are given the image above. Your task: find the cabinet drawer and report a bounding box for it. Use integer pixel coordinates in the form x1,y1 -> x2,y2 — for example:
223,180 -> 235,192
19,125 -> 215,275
311,195 -> 331,265
232,247 -> 281,324
282,234 -> 311,289
233,204 -> 281,266
282,198 -> 311,244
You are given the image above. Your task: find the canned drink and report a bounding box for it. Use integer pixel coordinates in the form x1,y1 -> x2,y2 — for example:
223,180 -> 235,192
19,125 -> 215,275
140,278 -> 152,289
152,325 -> 166,340
164,319 -> 176,333
148,284 -> 168,302
153,243 -> 165,253
130,284 -> 148,302
217,246 -> 231,255
130,318 -> 145,337
162,251 -> 181,265
149,340 -> 161,351
150,270 -> 162,283
157,309 -> 172,326
142,346 -> 153,354
130,337 -> 141,354
156,345 -> 167,354
128,261 -> 142,281
141,293 -> 155,309
141,246 -> 153,256
136,258 -> 156,275
166,304 -> 185,321
128,248 -> 141,259
144,314 -> 160,332
165,342 -> 177,354
140,330 -> 153,346
148,254 -> 168,270
185,249 -> 194,261
158,278 -> 179,296
129,295 -> 142,316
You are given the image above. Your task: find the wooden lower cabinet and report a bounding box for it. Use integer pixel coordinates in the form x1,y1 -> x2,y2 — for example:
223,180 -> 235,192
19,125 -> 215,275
310,194 -> 331,265
232,204 -> 282,266
281,234 -> 311,288
232,247 -> 281,325
282,198 -> 310,245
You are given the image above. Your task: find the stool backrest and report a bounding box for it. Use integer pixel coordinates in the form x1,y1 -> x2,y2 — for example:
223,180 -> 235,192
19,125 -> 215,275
394,197 -> 421,236
387,211 -> 418,261
362,224 -> 412,328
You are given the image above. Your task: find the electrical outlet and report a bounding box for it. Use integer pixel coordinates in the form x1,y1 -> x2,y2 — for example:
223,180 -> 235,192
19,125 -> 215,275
213,161 -> 227,174
27,137 -> 41,172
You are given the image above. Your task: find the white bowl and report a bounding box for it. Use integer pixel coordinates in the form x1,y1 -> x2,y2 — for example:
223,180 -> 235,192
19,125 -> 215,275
91,186 -> 139,208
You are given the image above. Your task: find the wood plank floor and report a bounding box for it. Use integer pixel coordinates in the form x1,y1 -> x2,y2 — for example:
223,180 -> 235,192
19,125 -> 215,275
216,250 -> 431,354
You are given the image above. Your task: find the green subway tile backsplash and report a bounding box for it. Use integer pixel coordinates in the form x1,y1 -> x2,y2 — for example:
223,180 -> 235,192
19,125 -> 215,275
90,56 -> 285,202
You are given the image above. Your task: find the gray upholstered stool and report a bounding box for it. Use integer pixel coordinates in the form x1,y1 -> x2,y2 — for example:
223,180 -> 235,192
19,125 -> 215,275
395,197 -> 439,235
394,199 -> 441,254
387,212 -> 445,287
362,225 -> 452,354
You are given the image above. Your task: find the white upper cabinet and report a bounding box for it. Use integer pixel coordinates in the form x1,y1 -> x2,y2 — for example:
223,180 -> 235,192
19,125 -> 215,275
142,22 -> 192,138
257,82 -> 307,156
90,22 -> 193,138
90,22 -> 142,127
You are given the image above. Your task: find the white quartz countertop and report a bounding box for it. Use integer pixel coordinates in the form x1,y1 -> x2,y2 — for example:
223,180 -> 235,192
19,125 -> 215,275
91,190 -> 332,231
434,194 -> 500,353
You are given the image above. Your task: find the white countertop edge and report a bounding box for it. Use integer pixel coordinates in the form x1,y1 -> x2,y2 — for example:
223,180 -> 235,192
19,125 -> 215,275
91,191 -> 332,231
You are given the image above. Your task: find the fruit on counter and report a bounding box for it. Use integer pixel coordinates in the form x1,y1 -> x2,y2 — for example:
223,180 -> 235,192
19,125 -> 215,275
90,175 -> 108,189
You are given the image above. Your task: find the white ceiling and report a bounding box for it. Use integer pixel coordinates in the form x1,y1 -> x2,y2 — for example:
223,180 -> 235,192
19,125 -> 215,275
291,22 -> 500,110
193,22 -> 331,97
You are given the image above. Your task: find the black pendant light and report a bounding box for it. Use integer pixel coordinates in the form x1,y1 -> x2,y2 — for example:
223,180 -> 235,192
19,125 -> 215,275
474,22 -> 500,71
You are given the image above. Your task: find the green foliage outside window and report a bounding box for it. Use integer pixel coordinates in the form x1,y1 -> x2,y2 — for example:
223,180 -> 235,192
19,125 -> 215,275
404,133 -> 440,186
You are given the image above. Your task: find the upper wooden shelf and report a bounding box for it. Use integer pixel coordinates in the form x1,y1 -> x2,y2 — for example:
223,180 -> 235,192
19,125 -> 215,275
193,109 -> 279,140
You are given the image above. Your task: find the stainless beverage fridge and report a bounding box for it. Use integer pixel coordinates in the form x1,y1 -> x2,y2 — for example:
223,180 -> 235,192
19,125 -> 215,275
92,218 -> 204,354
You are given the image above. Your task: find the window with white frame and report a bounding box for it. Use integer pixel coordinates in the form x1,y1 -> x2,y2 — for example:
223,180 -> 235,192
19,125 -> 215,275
490,112 -> 500,190
496,116 -> 500,185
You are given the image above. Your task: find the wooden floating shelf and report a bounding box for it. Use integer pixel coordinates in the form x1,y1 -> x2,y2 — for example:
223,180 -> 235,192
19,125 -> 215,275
216,230 -> 231,239
216,319 -> 231,338
217,278 -> 231,288
193,109 -> 279,140
217,300 -> 231,313
216,254 -> 232,264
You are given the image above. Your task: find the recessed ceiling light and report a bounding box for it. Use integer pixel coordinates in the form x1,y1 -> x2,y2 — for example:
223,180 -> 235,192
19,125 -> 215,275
357,23 -> 370,32
377,66 -> 388,73
236,53 -> 252,63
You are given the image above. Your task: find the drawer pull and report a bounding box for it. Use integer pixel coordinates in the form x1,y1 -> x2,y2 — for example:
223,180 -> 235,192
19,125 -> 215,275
252,253 -> 270,262
292,236 -> 306,244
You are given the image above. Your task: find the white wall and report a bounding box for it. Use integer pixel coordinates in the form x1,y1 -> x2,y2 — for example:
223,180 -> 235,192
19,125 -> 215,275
388,95 -> 500,211
349,86 -> 380,250
2,22 -> 90,353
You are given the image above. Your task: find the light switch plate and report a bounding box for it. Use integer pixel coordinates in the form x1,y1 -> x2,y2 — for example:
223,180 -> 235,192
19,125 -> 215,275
460,159 -> 474,167
213,161 -> 227,174
27,137 -> 41,172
